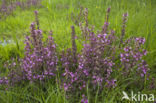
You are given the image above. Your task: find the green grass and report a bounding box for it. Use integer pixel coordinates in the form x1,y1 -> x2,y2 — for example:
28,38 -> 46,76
0,0 -> 156,103
0,0 -> 156,63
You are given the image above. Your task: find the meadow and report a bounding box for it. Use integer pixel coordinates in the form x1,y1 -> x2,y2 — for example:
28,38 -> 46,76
0,0 -> 156,103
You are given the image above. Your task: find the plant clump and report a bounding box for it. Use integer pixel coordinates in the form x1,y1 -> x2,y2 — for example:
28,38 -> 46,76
0,8 -> 151,103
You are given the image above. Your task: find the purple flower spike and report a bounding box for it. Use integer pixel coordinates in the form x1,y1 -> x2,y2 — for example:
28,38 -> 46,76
34,10 -> 38,15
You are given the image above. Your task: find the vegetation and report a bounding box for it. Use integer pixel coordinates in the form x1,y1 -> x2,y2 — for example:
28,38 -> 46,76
0,0 -> 155,103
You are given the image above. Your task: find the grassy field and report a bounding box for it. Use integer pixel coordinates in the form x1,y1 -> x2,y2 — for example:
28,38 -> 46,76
0,0 -> 156,103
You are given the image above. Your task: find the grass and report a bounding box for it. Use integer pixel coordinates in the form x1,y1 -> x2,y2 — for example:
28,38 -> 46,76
0,0 -> 156,63
0,0 -> 156,103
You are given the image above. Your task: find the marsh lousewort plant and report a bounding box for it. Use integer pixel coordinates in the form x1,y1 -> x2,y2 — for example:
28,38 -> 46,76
21,22 -> 58,82
61,26 -> 117,102
61,8 -> 150,102
0,8 -> 151,102
1,22 -> 57,85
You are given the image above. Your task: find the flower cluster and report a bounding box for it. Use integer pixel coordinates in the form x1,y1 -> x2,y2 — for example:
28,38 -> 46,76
21,22 -> 57,82
61,29 -> 117,99
0,77 -> 8,85
60,8 -> 149,101
81,94 -> 88,103
120,37 -> 149,77
1,21 -> 57,85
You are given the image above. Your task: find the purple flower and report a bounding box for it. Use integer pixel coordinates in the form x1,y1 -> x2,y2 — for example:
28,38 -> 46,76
81,95 -> 88,103
34,10 -> 38,15
135,37 -> 145,44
